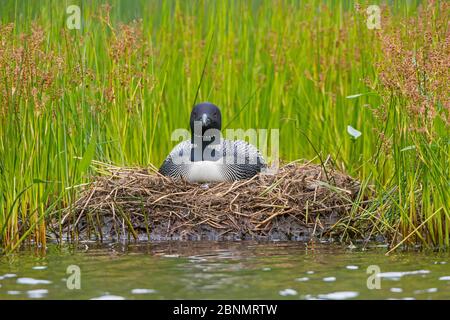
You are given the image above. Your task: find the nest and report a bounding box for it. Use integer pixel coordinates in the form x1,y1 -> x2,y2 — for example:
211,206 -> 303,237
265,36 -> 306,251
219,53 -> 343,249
58,161 -> 364,242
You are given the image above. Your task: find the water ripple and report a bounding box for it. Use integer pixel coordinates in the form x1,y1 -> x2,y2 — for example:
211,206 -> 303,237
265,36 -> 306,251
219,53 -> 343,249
376,270 -> 430,280
279,288 -> 297,296
32,266 -> 48,270
317,291 -> 359,300
323,277 -> 336,282
131,288 -> 157,294
27,289 -> 48,299
295,277 -> 309,282
91,294 -> 125,300
17,278 -> 52,285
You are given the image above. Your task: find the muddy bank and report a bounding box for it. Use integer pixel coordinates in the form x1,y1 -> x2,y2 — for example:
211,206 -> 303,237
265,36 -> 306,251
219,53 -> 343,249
55,162 -> 365,242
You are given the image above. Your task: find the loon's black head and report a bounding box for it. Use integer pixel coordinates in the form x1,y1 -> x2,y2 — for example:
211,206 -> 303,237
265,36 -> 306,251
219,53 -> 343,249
190,102 -> 222,137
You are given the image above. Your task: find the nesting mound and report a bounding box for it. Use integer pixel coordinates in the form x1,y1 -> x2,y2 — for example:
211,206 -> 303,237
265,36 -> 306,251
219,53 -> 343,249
60,162 -> 363,241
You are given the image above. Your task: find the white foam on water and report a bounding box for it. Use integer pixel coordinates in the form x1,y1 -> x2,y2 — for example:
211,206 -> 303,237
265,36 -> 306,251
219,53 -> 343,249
262,267 -> 271,271
439,276 -> 450,281
306,271 -> 315,274
323,277 -> 336,282
390,287 -> 403,293
17,277 -> 52,285
2,273 -> 17,278
317,291 -> 359,300
279,288 -> 297,296
27,289 -> 48,299
91,294 -> 125,300
131,288 -> 157,294
7,290 -> 21,295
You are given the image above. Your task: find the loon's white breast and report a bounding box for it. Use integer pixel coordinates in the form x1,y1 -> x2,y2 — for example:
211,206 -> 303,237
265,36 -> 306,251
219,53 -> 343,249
185,160 -> 225,183
159,139 -> 265,182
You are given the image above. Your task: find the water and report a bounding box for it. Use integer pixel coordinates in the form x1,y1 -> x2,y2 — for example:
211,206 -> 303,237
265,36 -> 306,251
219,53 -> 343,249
0,242 -> 449,300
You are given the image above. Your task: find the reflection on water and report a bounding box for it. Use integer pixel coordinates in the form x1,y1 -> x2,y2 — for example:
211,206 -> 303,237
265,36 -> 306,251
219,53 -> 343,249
0,241 -> 449,299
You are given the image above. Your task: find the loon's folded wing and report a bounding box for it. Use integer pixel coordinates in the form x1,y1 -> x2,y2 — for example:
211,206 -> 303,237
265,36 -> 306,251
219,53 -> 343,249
220,139 -> 266,180
158,140 -> 191,179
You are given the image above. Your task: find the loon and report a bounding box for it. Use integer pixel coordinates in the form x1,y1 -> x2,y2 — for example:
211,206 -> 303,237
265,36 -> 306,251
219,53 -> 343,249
159,102 -> 266,182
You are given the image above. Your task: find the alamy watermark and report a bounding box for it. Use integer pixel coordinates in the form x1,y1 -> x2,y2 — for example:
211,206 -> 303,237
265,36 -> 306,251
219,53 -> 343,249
366,5 -> 381,30
66,265 -> 81,290
367,265 -> 381,289
66,5 -> 81,30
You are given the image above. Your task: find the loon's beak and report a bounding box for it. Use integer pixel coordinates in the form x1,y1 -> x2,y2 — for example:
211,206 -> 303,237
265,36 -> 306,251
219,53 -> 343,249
201,113 -> 211,127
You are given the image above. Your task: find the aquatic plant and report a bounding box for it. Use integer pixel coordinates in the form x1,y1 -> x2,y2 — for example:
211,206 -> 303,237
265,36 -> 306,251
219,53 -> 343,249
370,1 -> 449,249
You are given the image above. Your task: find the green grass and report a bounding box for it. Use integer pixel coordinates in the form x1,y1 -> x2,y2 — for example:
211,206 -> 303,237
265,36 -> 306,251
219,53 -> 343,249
0,0 -> 448,252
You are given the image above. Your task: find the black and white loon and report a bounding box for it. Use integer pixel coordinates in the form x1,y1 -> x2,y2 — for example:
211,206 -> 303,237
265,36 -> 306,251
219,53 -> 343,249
159,102 -> 265,182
